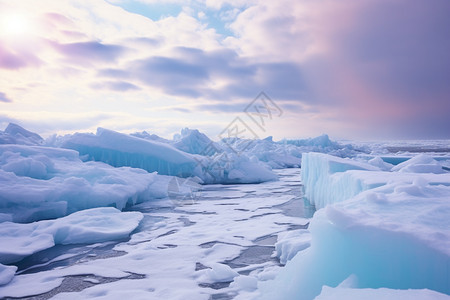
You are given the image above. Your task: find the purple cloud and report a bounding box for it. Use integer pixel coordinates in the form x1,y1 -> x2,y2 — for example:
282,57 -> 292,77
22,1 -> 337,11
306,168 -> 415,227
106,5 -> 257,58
295,0 -> 450,138
0,92 -> 12,103
98,47 -> 308,101
53,41 -> 126,64
0,44 -> 41,70
90,81 -> 141,92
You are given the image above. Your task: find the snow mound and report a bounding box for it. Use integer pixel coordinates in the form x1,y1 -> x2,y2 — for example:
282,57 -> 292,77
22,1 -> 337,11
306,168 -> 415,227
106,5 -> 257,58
0,144 -> 166,223
0,207 -> 143,264
391,154 -> 446,174
0,264 -> 17,286
196,262 -> 239,283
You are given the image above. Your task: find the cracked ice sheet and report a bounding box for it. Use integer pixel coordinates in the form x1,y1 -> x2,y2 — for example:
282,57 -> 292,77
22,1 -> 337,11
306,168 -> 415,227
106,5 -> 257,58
0,169 -> 307,299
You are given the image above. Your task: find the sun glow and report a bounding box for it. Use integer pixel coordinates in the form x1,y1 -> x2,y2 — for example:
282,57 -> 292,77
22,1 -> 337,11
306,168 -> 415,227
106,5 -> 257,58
1,13 -> 31,36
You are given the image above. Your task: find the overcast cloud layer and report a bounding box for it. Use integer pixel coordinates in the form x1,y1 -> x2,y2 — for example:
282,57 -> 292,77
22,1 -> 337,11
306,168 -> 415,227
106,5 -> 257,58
0,0 -> 449,139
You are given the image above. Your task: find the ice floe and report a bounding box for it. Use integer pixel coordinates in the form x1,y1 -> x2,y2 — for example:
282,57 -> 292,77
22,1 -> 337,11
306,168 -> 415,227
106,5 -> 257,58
257,153 -> 450,300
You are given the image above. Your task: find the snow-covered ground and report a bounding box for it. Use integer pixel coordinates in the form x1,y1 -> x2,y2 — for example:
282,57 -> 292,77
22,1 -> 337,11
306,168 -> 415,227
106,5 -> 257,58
0,168 -> 309,299
0,123 -> 449,299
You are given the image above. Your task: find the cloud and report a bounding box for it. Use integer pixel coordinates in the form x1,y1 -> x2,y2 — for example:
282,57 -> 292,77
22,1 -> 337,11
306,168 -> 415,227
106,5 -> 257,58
0,111 -> 121,136
224,0 -> 450,138
130,55 -> 210,97
98,46 -> 307,101
1,0 -> 449,139
52,41 -> 127,65
90,81 -> 141,92
0,44 -> 41,70
0,92 -> 12,103
195,102 -> 247,113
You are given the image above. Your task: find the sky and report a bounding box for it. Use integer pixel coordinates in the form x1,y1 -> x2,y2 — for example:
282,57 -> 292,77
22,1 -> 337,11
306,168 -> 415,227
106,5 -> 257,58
0,0 -> 449,140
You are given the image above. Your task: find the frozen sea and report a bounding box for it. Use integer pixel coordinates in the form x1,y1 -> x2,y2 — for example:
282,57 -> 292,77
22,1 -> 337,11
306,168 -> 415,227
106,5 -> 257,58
1,124 -> 449,300
2,168 -> 311,300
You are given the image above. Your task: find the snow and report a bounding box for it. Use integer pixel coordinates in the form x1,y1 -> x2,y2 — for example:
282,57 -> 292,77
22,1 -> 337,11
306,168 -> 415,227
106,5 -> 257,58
196,262 -> 239,283
0,207 -> 143,264
301,153 -> 381,208
391,154 -> 446,174
0,264 -> 17,286
281,134 -> 366,158
58,127 -> 277,184
0,144 -> 168,223
173,128 -> 219,155
1,123 -> 449,300
301,152 -> 449,209
258,153 -> 450,300
219,137 -> 302,168
0,168 -> 308,299
197,151 -> 277,184
274,229 -> 311,265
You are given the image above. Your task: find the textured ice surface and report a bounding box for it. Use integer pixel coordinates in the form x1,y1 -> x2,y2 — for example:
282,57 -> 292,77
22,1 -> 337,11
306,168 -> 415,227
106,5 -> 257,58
173,128 -> 220,155
60,127 -> 199,177
391,154 -> 446,174
0,144 -> 166,223
0,169 -> 308,299
0,208 -> 143,264
274,229 -> 311,265
2,124 -> 449,299
301,152 -> 449,209
0,123 -> 44,146
59,127 -> 277,184
258,153 -> 450,300
0,264 -> 17,286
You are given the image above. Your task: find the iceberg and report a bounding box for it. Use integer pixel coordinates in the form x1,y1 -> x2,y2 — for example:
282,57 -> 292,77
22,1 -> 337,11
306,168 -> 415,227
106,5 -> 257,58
60,128 -> 199,178
0,123 -> 44,146
59,127 -> 277,184
220,137 -> 301,169
172,128 -> 220,156
0,144 -> 167,223
301,153 -> 449,209
257,153 -> 450,300
281,134 -> 367,158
